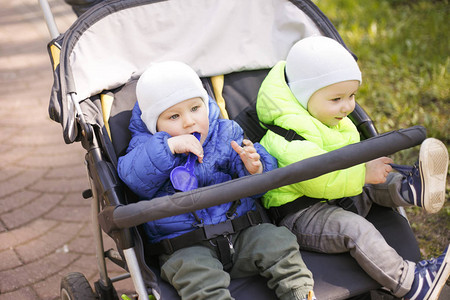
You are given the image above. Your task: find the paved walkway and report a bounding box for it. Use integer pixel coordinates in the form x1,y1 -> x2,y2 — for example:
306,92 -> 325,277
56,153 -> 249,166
0,0 -> 133,299
0,1 -> 448,300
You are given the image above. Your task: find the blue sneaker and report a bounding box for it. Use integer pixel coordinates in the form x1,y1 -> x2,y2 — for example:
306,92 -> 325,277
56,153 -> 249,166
391,138 -> 448,214
404,246 -> 450,300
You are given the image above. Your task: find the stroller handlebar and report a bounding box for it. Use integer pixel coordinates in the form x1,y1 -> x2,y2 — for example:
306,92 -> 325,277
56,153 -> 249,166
99,125 -> 427,233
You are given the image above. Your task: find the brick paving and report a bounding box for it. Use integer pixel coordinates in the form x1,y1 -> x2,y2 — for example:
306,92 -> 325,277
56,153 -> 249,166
0,1 -> 448,300
0,0 -> 133,299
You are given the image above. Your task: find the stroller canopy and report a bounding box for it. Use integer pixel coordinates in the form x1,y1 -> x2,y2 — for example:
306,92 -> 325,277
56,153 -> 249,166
48,0 -> 347,143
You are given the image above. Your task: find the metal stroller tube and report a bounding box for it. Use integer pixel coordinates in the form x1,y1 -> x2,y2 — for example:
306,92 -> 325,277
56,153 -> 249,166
349,103 -> 379,139
98,125 -> 427,233
39,0 -> 60,39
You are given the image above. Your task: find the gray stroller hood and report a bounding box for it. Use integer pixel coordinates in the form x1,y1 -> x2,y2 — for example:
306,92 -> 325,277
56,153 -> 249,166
46,0 -> 425,299
48,0 -> 345,144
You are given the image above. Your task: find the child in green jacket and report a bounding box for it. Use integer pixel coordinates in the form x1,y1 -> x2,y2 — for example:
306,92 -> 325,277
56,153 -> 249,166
256,36 -> 449,300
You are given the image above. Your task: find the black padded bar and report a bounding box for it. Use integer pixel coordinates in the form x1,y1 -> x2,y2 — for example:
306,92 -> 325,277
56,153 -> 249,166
100,126 -> 426,232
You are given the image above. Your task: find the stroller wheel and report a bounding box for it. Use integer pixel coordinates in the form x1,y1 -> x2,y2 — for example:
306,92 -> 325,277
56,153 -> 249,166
61,272 -> 97,300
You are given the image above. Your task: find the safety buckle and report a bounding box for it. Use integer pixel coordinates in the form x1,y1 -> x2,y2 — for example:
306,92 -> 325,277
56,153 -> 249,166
226,211 -> 237,220
203,219 -> 234,239
336,197 -> 357,213
193,222 -> 204,228
246,211 -> 261,226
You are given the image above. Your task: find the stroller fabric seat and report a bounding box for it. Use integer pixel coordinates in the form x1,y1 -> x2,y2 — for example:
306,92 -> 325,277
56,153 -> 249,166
103,71 -> 421,299
44,0 -> 424,299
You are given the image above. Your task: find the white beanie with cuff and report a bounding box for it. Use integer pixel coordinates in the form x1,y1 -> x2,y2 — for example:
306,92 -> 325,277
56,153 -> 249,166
136,61 -> 209,134
285,36 -> 362,109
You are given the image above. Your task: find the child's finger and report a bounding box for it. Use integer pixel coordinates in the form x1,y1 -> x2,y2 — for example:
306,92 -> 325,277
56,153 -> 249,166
242,139 -> 253,147
252,160 -> 262,167
188,144 -> 203,163
380,156 -> 394,164
251,160 -> 263,174
244,145 -> 257,154
231,140 -> 245,156
386,164 -> 392,173
248,152 -> 260,161
191,143 -> 204,163
242,140 -> 257,153
183,135 -> 204,162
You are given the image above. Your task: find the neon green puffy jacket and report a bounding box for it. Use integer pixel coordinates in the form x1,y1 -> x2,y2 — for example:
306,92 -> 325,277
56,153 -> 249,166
256,61 -> 365,208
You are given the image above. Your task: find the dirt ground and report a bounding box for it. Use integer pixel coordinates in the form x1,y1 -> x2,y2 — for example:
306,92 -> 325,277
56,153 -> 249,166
406,201 -> 450,259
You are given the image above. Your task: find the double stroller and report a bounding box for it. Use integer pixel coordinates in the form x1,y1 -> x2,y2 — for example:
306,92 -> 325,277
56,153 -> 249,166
42,0 -> 427,299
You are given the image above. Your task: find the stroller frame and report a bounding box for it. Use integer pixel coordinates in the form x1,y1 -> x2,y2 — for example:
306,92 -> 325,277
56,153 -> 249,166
40,1 -> 425,299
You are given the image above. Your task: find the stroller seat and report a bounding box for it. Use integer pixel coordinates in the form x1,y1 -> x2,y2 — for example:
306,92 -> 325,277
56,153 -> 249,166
101,69 -> 421,300
43,0 -> 424,299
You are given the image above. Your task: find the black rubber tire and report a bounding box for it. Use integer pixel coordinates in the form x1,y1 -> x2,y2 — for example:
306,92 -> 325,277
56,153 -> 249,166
60,272 -> 97,300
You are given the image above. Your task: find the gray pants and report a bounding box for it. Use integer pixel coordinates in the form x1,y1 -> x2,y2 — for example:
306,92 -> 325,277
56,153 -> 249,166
280,173 -> 415,298
159,223 -> 313,300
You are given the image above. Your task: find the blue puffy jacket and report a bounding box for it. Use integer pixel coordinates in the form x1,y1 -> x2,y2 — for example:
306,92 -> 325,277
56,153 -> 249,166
117,99 -> 277,243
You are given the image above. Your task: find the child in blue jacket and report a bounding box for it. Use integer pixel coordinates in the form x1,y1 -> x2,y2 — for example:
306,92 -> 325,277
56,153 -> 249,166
118,61 -> 315,300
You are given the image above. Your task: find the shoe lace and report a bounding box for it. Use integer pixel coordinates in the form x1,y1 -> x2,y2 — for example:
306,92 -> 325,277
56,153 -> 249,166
417,258 -> 438,277
390,163 -> 419,181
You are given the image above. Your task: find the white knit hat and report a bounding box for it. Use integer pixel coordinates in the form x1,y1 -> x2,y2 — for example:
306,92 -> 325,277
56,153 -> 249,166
136,61 -> 209,134
285,36 -> 362,109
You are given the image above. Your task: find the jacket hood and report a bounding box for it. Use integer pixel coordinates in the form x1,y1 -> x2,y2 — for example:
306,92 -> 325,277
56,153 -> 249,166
256,61 -> 305,126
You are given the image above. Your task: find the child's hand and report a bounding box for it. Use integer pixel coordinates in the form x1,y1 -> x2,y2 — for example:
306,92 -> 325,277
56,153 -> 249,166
364,156 -> 393,184
167,135 -> 204,163
231,139 -> 263,175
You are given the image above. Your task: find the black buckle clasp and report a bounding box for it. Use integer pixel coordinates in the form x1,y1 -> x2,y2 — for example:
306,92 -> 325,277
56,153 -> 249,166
203,219 -> 234,239
334,197 -> 358,214
246,210 -> 261,226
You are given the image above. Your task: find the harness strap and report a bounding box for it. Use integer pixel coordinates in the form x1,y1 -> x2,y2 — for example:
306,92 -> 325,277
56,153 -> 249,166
269,196 -> 358,224
149,210 -> 264,256
261,122 -> 305,142
216,235 -> 234,271
269,196 -> 322,224
261,123 -> 360,220
226,200 -> 241,218
333,197 -> 358,214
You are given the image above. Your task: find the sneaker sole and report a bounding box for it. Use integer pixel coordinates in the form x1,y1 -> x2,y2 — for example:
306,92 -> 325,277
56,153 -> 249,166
425,246 -> 450,300
419,138 -> 448,214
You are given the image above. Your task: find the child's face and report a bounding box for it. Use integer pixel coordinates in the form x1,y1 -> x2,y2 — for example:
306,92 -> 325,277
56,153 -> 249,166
307,80 -> 359,127
156,97 -> 209,143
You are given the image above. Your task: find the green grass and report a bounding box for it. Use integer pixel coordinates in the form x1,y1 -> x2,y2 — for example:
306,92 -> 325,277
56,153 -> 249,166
312,0 -> 449,259
312,0 -> 449,143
